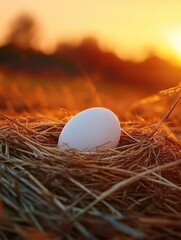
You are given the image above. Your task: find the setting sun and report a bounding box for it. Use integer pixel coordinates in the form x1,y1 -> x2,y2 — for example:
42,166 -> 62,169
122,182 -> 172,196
164,29 -> 181,64
162,24 -> 181,66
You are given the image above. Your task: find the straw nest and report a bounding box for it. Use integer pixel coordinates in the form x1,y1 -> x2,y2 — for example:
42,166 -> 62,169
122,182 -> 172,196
0,88 -> 181,240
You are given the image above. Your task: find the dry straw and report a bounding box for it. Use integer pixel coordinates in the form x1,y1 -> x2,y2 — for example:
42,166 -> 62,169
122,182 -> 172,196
0,87 -> 181,240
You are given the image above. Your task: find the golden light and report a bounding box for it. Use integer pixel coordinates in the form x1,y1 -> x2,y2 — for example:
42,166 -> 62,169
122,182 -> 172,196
169,33 -> 181,56
164,29 -> 181,64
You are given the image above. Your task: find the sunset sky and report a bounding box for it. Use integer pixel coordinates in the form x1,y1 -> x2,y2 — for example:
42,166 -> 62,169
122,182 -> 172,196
1,0 -> 181,64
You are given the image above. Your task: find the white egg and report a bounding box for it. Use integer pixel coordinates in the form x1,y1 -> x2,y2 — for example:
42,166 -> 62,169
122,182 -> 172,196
58,107 -> 121,151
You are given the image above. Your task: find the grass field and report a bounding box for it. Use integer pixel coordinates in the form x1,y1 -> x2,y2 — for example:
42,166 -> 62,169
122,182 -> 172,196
0,73 -> 149,116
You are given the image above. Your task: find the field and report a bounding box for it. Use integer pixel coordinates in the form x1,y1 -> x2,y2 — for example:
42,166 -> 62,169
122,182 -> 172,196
0,73 -> 148,116
0,73 -> 181,240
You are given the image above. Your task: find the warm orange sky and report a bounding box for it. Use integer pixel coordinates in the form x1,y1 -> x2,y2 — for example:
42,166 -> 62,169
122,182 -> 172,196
1,0 -> 181,64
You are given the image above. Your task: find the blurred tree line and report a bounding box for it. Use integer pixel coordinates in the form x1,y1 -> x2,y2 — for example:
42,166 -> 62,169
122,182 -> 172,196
0,14 -> 181,93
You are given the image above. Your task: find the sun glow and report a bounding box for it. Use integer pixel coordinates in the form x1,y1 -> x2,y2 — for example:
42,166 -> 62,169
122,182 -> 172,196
165,29 -> 181,64
169,34 -> 181,56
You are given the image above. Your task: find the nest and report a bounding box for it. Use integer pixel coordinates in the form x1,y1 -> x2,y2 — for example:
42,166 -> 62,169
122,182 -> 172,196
0,90 -> 181,240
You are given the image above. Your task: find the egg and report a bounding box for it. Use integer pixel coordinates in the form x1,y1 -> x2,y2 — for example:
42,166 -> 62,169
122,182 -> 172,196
58,107 -> 121,151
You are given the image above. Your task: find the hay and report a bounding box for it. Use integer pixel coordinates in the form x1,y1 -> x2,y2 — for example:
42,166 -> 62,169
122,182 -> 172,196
0,92 -> 181,239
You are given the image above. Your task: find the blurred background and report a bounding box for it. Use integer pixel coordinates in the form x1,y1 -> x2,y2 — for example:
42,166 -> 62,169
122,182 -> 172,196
0,0 -> 181,116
